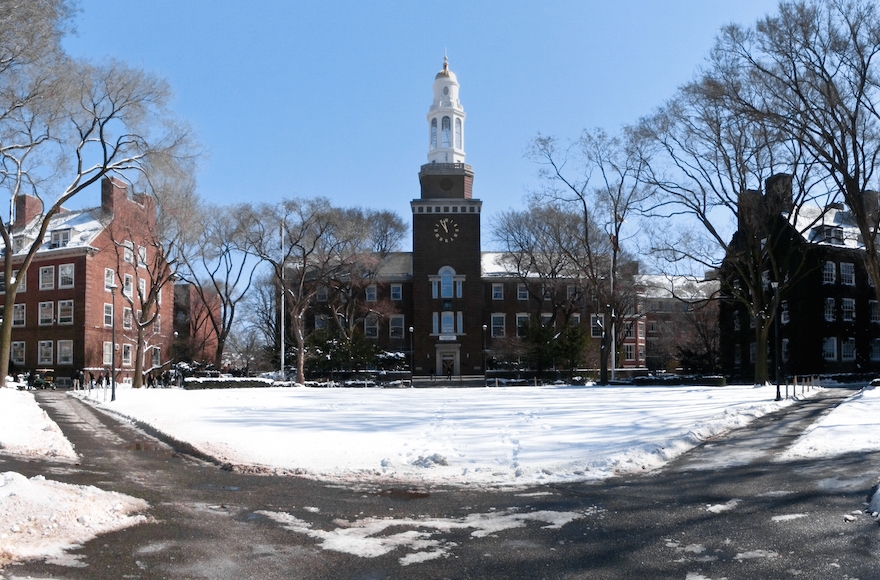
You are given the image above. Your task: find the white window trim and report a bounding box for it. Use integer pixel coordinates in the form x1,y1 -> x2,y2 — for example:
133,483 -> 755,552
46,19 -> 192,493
57,340 -> 74,365
39,266 -> 54,290
58,263 -> 75,289
58,299 -> 74,325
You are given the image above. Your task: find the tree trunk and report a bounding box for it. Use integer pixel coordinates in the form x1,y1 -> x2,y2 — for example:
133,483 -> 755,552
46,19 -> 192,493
753,321 -> 771,386
133,325 -> 145,389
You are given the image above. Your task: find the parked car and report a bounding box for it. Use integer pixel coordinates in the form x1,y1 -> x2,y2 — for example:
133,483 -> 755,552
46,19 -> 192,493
33,369 -> 55,390
867,377 -> 880,389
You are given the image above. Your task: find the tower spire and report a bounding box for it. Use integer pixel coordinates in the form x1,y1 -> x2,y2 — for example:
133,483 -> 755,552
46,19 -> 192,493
427,57 -> 465,164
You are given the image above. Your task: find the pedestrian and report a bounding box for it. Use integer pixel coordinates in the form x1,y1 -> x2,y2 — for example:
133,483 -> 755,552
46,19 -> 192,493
72,370 -> 80,390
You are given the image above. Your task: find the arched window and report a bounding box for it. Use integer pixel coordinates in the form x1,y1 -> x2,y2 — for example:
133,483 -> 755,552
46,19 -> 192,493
441,116 -> 451,148
431,118 -> 437,149
455,118 -> 462,149
440,267 -> 454,298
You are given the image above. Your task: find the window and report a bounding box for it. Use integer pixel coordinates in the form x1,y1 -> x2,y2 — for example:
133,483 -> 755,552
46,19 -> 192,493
441,116 -> 451,147
824,298 -> 836,322
12,304 -> 25,327
57,340 -> 73,365
454,118 -> 462,149
58,300 -> 73,325
571,313 -> 581,326
316,286 -> 328,302
441,311 -> 454,334
432,312 -> 439,334
734,349 -> 742,367
50,229 -> 69,248
457,311 -> 464,334
841,337 -> 856,361
823,337 -> 837,360
364,314 -> 379,338
638,321 -> 645,337
104,303 -> 113,327
38,341 -> 53,365
750,342 -> 756,364
491,314 -> 505,338
431,280 -> 439,299
733,314 -> 741,332
780,301 -> 790,325
391,284 -> 402,301
842,298 -> 855,322
0,273 -> 5,294
492,283 -> 504,300
139,279 -> 146,300
11,341 -> 24,365
440,268 -> 454,298
840,262 -> 855,285
389,315 -> 405,339
155,314 -> 161,333
123,274 -> 133,298
823,261 -> 836,284
517,284 -> 529,301
315,314 -> 328,330
590,314 -> 604,338
624,323 -> 634,339
873,339 -> 880,361
14,270 -> 24,292
122,344 -> 132,366
639,344 -> 646,361
625,344 -> 635,361
516,313 -> 529,337
872,301 -> 880,324
138,246 -> 147,267
105,268 -> 115,291
58,264 -> 74,288
151,348 -> 161,368
455,280 -> 463,298
540,312 -> 553,326
123,307 -> 132,330
430,118 -> 437,149
781,338 -> 790,363
365,285 -> 377,302
123,240 -> 134,263
567,285 -> 578,301
39,266 -> 54,290
103,342 -> 113,366
38,301 -> 53,325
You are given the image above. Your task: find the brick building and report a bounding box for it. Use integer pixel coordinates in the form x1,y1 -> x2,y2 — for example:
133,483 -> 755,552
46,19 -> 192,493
720,178 -> 880,379
298,60 -> 648,378
2,177 -> 173,386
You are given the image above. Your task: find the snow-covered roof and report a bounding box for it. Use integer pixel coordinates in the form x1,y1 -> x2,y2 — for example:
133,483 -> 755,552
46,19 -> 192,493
789,204 -> 862,250
637,274 -> 719,301
1,207 -> 105,256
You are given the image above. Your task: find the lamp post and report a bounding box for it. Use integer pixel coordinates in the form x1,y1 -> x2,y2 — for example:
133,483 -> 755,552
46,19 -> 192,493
771,281 -> 781,401
408,326 -> 414,386
482,324 -> 488,384
107,282 -> 118,402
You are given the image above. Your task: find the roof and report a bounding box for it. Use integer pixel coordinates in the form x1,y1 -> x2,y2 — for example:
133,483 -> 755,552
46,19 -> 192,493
637,275 -> 719,301
788,204 -> 862,250
1,207 -> 106,256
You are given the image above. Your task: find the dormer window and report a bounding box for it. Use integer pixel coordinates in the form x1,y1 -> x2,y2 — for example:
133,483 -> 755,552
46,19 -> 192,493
50,229 -> 70,249
813,225 -> 844,245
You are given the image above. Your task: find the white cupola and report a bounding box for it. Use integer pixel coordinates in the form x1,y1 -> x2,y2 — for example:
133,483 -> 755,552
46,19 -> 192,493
427,57 -> 466,164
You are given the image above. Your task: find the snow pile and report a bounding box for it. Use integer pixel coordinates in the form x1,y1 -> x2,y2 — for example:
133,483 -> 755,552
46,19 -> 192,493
0,471 -> 149,566
779,384 -> 880,460
0,389 -> 77,460
75,384 -> 806,486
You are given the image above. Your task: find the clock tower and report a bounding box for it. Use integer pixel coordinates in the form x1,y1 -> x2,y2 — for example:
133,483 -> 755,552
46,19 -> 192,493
411,58 -> 483,377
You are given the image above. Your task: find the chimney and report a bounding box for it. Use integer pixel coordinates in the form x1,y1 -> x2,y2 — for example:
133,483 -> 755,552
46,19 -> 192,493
764,173 -> 793,215
101,176 -> 129,214
738,190 -> 763,231
14,195 -> 43,227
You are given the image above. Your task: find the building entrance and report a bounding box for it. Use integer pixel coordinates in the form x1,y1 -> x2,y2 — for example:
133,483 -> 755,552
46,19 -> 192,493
435,345 -> 460,378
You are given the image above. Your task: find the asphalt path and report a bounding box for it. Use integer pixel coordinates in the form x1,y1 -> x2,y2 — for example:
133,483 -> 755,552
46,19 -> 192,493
0,386 -> 878,579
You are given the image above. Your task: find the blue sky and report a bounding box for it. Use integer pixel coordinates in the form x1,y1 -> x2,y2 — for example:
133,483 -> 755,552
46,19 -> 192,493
63,0 -> 779,250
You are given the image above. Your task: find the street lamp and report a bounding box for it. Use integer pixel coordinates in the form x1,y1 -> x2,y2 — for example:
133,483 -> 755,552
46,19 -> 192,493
482,324 -> 488,384
107,282 -> 118,402
408,326 -> 414,386
771,281 -> 781,401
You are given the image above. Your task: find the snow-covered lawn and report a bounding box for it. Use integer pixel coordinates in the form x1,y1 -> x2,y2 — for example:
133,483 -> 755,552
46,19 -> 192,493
73,383 -> 807,487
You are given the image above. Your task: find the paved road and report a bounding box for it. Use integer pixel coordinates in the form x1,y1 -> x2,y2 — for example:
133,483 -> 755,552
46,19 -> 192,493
1,387 -> 878,579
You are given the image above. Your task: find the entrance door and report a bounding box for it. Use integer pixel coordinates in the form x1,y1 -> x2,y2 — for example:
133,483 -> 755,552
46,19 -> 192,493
441,353 -> 456,379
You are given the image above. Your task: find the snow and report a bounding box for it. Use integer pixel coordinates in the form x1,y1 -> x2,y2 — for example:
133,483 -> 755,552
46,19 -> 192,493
71,384 -> 807,486
3,379 -> 880,568
0,388 -> 149,567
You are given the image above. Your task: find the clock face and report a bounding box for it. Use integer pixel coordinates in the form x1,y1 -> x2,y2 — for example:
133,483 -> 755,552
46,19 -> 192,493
433,218 -> 460,243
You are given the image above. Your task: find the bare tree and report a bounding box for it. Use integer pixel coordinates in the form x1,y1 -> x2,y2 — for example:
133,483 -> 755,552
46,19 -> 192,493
0,2 -> 195,385
526,128 -> 651,383
176,203 -> 257,369
634,29 -> 830,384
705,0 -> 880,299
